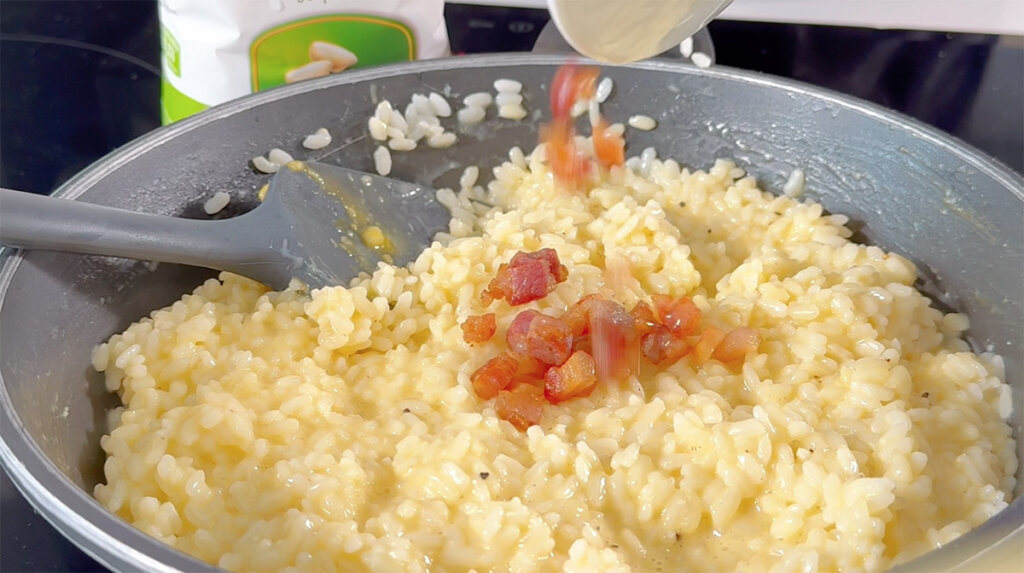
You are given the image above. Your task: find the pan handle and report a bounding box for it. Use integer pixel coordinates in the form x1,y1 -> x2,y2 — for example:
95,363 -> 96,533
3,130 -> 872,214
0,188 -> 251,272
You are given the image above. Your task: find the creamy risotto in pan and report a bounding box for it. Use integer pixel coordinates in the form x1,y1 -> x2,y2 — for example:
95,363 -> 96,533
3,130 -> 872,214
93,146 -> 1017,572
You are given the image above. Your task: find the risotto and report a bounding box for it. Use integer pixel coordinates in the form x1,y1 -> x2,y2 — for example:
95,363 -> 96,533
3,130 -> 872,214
93,146 -> 1017,572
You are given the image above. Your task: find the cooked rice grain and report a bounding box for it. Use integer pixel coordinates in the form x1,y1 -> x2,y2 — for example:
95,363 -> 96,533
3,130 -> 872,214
463,92 -> 494,108
95,147 -> 1017,573
498,103 -> 529,121
595,77 -> 614,103
628,115 -> 658,131
457,106 -> 487,125
202,191 -> 230,215
302,127 -> 333,150
267,147 -> 294,166
372,146 -> 392,176
691,52 -> 713,69
494,78 -> 524,93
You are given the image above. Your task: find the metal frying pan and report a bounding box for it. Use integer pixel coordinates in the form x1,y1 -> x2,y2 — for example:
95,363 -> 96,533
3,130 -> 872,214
0,54 -> 1020,572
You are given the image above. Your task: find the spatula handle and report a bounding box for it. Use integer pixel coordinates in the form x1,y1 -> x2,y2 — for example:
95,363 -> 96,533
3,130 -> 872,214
0,188 -> 242,270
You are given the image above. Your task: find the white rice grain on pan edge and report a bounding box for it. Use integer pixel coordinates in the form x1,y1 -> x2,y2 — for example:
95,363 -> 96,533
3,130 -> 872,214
427,133 -> 457,149
251,148 -> 295,174
368,117 -> 388,141
691,52 -> 712,68
494,78 -> 523,93
302,127 -> 332,150
267,148 -> 294,165
679,36 -> 694,58
459,166 -> 480,189
374,100 -> 393,124
373,146 -> 392,176
784,168 -> 806,197
428,93 -> 453,117
463,92 -> 493,108
495,92 -> 524,107
628,115 -> 658,131
252,155 -> 279,173
203,192 -> 230,215
389,138 -> 417,152
595,77 -> 614,103
498,104 -> 528,121
458,106 -> 486,125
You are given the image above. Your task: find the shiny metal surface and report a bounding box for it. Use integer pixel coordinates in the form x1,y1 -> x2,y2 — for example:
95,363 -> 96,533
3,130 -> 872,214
0,54 -> 1021,571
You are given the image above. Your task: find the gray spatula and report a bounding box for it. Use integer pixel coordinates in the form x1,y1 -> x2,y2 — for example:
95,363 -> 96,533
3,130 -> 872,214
0,161 -> 451,290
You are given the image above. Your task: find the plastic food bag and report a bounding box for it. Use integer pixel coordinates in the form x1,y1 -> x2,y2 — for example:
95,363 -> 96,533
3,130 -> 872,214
158,0 -> 449,123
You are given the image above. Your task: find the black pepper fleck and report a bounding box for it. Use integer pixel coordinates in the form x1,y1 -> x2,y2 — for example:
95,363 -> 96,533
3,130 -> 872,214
479,472 -> 490,480
611,544 -> 619,549
679,201 -> 686,207
921,392 -> 930,398
675,532 -> 681,541
402,408 -> 411,413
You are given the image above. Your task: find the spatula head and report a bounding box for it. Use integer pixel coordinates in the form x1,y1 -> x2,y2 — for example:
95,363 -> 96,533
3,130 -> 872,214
255,161 -> 451,289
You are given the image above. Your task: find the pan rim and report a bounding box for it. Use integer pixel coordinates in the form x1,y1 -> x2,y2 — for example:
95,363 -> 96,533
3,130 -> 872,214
0,53 -> 1020,572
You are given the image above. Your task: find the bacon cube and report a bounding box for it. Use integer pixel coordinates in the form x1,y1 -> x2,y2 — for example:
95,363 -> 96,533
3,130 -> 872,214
462,313 -> 497,344
507,309 -> 541,356
507,310 -> 573,366
640,324 -> 690,366
544,351 -> 598,404
713,327 -> 761,363
470,353 -> 518,399
563,294 -> 604,337
692,327 -> 726,365
481,249 -> 568,306
495,384 -> 545,430
630,301 -> 659,335
527,314 -> 573,366
652,295 -> 701,337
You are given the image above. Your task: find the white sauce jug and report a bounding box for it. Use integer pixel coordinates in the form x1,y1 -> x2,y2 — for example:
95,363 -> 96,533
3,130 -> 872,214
547,0 -> 732,64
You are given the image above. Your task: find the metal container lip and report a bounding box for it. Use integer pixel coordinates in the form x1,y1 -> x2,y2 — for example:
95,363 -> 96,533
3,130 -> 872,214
0,53 -> 1021,572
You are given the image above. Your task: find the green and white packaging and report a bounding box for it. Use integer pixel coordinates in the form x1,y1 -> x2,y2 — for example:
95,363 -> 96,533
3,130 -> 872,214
158,0 -> 450,124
